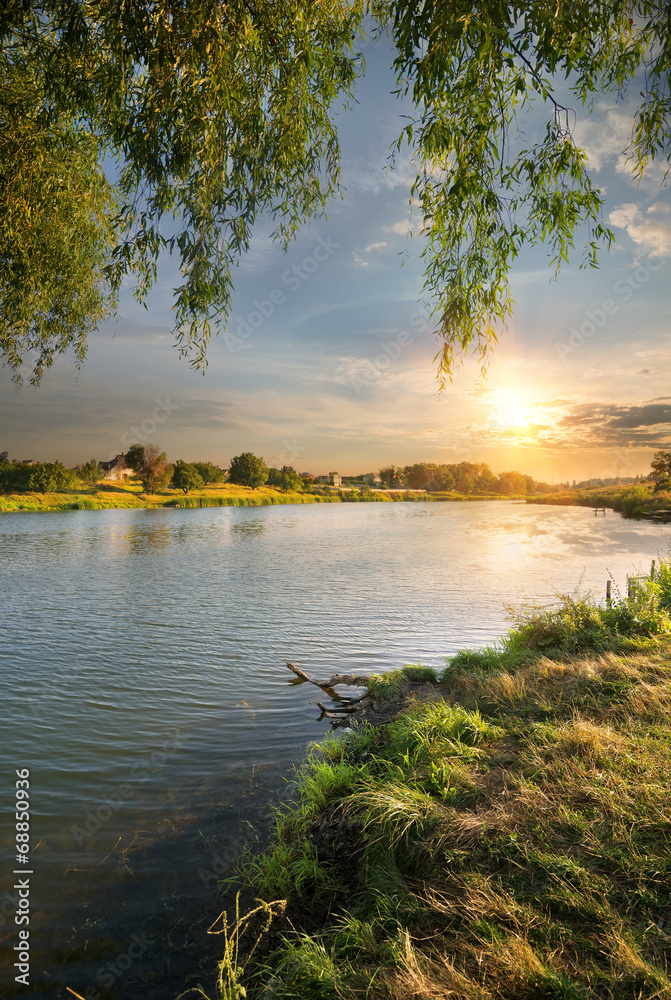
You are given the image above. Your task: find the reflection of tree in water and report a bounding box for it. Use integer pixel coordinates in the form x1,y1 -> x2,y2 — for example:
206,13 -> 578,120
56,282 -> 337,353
230,521 -> 265,536
101,525 -> 175,557
129,526 -> 174,554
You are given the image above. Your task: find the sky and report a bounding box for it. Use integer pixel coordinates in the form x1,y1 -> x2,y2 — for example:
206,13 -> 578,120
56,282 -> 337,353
2,35 -> 670,482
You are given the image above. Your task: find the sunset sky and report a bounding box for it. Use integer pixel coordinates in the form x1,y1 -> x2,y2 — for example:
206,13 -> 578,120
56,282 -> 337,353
2,36 -> 670,481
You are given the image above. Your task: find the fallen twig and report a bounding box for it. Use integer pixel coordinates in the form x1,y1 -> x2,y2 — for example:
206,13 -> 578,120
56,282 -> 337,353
316,702 -> 353,719
338,690 -> 372,707
286,661 -> 369,689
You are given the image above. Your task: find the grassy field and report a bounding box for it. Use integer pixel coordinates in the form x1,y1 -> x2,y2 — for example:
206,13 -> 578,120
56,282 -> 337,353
0,483 -> 530,513
0,482 -> 327,512
201,570 -> 671,1000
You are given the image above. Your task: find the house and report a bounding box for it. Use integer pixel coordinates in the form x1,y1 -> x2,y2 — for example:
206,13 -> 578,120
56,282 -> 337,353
363,473 -> 383,486
98,454 -> 132,481
316,472 -> 342,487
299,472 -> 316,480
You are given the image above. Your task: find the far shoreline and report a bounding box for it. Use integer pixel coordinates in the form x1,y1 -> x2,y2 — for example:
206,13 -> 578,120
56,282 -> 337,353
3,479 -> 669,521
0,484 -> 533,514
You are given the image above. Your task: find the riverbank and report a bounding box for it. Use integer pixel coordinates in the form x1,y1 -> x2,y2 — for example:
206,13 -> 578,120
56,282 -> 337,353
0,483 -> 525,513
527,480 -> 671,520
207,572 -> 671,1000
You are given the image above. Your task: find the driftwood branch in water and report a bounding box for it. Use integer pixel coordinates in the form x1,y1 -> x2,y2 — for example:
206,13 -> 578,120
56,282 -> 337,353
316,702 -> 350,718
287,661 -> 374,723
286,661 -> 369,689
315,698 -> 372,715
338,689 -> 372,707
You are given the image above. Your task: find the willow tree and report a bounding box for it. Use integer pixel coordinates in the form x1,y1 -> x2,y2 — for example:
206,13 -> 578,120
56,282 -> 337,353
0,59 -> 119,385
1,1 -> 668,385
1,0 -> 363,383
378,0 -> 670,382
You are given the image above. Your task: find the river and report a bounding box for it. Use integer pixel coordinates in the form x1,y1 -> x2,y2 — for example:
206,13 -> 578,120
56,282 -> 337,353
0,500 -> 668,998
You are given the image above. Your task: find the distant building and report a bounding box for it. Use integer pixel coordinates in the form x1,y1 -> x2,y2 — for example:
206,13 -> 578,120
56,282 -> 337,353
316,472 -> 342,487
21,459 -> 38,466
363,473 -> 382,486
299,472 -> 315,480
99,454 -> 132,481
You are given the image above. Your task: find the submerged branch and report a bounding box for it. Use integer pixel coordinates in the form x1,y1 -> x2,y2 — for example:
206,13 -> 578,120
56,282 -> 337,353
285,661 -> 369,689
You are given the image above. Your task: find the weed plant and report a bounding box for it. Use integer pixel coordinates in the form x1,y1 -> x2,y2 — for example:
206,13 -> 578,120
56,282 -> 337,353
501,569 -> 671,658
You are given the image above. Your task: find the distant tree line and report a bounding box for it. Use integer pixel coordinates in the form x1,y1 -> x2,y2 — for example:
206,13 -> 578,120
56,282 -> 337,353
0,447 -> 228,496
375,462 -> 557,495
0,446 -> 300,496
227,453 -> 304,492
126,446 -> 229,494
0,458 -> 78,494
0,449 -> 659,498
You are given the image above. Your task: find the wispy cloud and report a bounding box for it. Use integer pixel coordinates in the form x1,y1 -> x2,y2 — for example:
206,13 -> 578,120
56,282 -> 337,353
383,219 -> 413,237
352,240 -> 388,267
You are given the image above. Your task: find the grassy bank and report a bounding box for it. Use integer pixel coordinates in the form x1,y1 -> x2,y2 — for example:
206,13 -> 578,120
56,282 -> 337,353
0,482 -> 327,512
204,570 -> 671,1000
0,484 -> 529,513
528,481 -> 671,520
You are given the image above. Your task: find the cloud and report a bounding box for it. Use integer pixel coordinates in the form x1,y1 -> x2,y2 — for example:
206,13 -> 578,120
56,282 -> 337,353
464,396 -> 671,453
609,202 -> 640,229
352,240 -> 388,267
383,219 -> 413,236
545,401 -> 671,449
608,202 -> 671,256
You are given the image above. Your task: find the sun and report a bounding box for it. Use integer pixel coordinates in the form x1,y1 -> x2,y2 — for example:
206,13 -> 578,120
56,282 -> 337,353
484,390 -> 553,440
492,401 -> 538,431
496,403 -> 535,429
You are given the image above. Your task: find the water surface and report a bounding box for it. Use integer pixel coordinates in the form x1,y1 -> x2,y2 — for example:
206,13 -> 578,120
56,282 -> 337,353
0,501 -> 667,998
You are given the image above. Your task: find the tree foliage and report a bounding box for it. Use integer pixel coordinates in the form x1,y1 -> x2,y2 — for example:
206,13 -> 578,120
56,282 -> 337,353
651,450 -> 671,492
267,465 -> 303,492
651,451 -> 671,480
78,458 -> 102,486
228,452 -> 269,489
193,461 -> 226,485
0,0 -> 362,383
124,444 -> 146,474
172,460 -> 204,494
125,442 -> 171,493
1,2 -> 669,383
0,459 -> 77,493
380,460 -> 549,494
380,0 -> 671,381
0,57 -> 119,385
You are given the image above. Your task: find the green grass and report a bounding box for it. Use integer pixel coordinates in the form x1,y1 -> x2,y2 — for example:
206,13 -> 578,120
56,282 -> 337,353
215,563 -> 671,1000
0,482 -> 540,513
367,664 -> 438,701
0,482 -> 327,513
